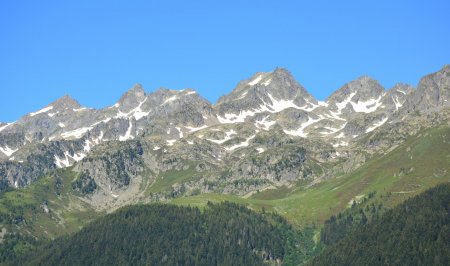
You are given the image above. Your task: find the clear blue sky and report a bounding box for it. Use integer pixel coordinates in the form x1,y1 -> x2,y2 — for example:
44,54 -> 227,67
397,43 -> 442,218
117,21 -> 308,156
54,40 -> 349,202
1,1 -> 450,122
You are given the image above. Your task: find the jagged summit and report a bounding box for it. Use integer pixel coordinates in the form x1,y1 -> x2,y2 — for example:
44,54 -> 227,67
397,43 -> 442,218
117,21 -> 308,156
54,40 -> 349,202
214,67 -> 318,121
327,76 -> 384,102
116,83 -> 147,112
50,95 -> 82,110
410,64 -> 450,112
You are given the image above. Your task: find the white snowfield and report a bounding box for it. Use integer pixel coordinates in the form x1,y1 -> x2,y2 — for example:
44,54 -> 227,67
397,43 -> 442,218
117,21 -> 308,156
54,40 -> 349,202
350,96 -> 383,113
217,93 -> 321,124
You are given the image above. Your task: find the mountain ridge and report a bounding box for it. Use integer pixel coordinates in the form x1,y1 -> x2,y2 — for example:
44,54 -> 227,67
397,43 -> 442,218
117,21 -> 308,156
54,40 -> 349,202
2,66 -> 433,124
0,65 -> 449,203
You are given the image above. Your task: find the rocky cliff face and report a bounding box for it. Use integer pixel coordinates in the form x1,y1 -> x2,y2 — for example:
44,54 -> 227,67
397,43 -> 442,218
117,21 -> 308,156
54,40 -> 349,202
1,65 -> 449,208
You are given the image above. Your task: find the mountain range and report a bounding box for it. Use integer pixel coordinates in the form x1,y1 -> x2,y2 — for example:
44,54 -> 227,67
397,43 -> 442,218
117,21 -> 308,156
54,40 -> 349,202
0,65 -> 449,210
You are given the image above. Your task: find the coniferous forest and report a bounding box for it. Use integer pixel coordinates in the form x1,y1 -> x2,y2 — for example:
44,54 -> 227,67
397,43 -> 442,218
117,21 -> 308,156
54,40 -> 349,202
10,202 -> 315,266
310,183 -> 450,265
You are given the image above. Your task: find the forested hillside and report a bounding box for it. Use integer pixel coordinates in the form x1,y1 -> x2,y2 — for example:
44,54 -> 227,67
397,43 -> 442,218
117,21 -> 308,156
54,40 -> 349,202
310,183 -> 450,265
11,202 -> 316,266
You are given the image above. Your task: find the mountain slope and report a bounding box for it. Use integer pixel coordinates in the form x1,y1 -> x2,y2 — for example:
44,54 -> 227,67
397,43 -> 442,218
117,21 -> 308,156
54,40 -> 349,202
0,65 -> 449,199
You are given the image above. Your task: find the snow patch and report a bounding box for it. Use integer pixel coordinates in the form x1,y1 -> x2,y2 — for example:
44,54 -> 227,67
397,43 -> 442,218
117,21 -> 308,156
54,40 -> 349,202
153,146 -> 161,151
225,135 -> 255,151
366,117 -> 389,133
334,132 -> 345,139
166,139 -> 177,146
392,95 -> 403,110
162,95 -> 178,105
30,106 -> 53,117
206,130 -> 237,144
175,127 -> 183,138
266,93 -> 303,112
248,75 -> 263,85
0,146 -> 18,157
54,151 -> 86,168
263,78 -> 272,86
217,110 -> 256,124
350,96 -> 383,113
83,140 -> 92,152
58,122 -> 65,128
255,115 -> 276,130
119,120 -> 134,141
185,125 -> 208,132
92,131 -> 104,144
115,97 -> 150,120
0,123 -> 12,132
335,92 -> 356,112
333,141 -> 349,147
320,123 -> 347,135
283,117 -> 321,138
237,91 -> 248,100
256,147 -> 265,154
61,126 -> 93,139
318,101 -> 328,107
217,93 -> 320,124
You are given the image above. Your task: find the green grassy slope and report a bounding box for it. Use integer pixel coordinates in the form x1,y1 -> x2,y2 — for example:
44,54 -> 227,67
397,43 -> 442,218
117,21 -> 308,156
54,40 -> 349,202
0,168 -> 99,261
172,125 -> 450,225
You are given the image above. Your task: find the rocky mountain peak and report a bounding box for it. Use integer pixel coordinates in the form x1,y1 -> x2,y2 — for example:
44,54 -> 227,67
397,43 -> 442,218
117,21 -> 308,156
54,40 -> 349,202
117,84 -> 147,111
51,95 -> 82,110
214,67 -> 317,118
327,76 -> 384,104
390,83 -> 414,95
410,65 -> 450,112
269,67 -> 311,97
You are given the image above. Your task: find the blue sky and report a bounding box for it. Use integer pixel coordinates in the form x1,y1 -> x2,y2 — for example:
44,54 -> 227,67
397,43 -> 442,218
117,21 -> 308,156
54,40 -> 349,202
1,1 -> 449,122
